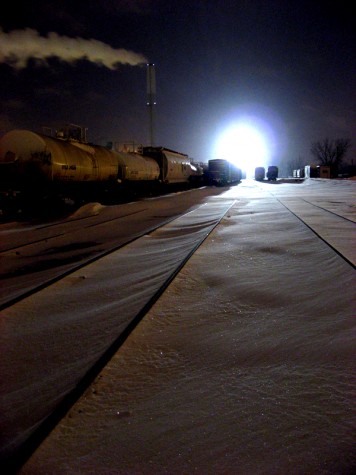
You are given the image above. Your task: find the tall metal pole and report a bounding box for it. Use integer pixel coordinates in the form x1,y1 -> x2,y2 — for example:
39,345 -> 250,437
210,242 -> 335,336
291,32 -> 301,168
146,63 -> 156,146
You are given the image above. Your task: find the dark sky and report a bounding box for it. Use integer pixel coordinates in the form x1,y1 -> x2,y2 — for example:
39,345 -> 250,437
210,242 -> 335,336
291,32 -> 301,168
0,0 -> 355,169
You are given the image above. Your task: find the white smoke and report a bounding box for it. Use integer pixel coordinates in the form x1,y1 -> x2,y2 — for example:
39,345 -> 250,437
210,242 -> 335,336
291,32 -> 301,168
0,28 -> 148,69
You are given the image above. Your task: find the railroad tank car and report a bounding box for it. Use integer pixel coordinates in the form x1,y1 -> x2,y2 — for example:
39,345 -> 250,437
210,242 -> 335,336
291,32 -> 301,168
114,151 -> 160,183
0,128 -> 161,208
189,161 -> 205,186
0,129 -> 161,185
0,129 -> 119,187
0,126 -> 205,214
254,166 -> 265,181
142,146 -> 196,184
207,159 -> 242,186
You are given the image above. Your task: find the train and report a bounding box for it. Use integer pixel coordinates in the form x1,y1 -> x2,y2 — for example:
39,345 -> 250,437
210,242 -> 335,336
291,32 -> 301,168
254,167 -> 265,181
0,125 -> 242,216
207,159 -> 242,186
0,125 -> 204,211
254,166 -> 279,181
266,166 -> 278,181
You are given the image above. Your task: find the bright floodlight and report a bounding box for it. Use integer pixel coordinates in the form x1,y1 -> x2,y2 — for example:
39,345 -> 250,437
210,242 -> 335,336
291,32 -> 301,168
214,123 -> 268,176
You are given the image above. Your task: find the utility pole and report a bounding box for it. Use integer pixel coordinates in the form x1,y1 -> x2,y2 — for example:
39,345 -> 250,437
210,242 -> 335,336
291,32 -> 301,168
146,63 -> 156,146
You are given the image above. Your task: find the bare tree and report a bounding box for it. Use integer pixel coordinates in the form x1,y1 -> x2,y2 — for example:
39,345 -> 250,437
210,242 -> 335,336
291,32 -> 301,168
310,138 -> 351,168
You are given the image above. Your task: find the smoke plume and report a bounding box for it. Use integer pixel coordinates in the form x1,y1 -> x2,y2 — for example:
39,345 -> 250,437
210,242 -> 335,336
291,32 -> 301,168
0,28 -> 148,69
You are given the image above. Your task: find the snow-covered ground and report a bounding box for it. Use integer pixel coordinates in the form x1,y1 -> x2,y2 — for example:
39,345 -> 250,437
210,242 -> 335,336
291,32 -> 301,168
7,179 -> 356,473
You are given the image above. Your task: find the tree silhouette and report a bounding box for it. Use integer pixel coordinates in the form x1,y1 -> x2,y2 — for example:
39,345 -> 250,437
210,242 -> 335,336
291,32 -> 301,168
310,138 -> 351,170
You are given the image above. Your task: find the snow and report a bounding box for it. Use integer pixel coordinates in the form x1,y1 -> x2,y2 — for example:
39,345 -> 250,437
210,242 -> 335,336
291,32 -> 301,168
1,178 -> 355,474
0,198 -> 235,463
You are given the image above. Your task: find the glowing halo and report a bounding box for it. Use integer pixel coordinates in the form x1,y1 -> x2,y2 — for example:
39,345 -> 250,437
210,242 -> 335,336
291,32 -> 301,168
213,122 -> 269,176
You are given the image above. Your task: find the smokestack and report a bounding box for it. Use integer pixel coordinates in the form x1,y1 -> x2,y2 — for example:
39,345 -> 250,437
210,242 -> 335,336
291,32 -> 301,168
146,63 -> 156,146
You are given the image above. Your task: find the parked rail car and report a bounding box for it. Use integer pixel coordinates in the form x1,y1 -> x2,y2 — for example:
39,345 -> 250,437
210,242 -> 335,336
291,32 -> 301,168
0,130 -> 158,208
0,127 -> 205,215
0,129 -> 119,187
266,166 -> 278,181
114,151 -> 160,183
304,165 -> 318,178
207,159 -> 242,186
142,146 -> 198,184
297,168 -> 305,178
255,167 -> 265,181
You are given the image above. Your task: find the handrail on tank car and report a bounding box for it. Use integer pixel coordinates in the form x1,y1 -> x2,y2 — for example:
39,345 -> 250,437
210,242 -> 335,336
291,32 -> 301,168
43,124 -> 88,143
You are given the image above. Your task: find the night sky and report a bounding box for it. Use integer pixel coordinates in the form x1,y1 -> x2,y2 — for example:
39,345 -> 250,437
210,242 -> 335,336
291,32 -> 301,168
0,0 -> 355,172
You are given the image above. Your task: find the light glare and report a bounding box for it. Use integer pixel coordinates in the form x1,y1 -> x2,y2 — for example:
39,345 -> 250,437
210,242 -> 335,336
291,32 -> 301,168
214,123 -> 269,176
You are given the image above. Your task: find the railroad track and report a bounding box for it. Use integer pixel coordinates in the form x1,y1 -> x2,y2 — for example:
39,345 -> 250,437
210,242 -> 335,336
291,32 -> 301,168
0,187 -> 228,309
0,207 -> 176,310
0,198 -> 235,472
0,207 -> 148,253
260,187 -> 356,269
276,198 -> 356,269
298,197 -> 356,224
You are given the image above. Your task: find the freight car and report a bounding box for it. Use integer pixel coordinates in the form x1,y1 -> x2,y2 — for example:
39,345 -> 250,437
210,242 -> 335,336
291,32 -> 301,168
142,146 -> 200,185
0,125 -> 203,215
254,167 -> 265,181
207,159 -> 242,186
266,166 -> 278,181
